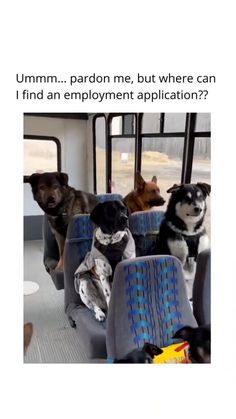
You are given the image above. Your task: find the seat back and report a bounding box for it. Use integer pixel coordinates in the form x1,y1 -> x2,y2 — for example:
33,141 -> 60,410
42,215 -> 64,290
64,214 -> 94,317
97,193 -> 123,203
129,210 -> 165,256
106,255 -> 197,360
192,249 -> 211,326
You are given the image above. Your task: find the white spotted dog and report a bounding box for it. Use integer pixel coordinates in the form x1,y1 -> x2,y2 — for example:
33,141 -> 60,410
157,183 -> 211,299
74,200 -> 136,322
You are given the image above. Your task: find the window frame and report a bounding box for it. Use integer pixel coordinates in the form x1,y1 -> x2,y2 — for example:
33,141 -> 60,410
92,113 -> 211,194
23,134 -> 61,182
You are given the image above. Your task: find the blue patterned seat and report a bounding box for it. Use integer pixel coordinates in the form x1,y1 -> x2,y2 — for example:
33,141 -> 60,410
97,193 -> 123,203
63,193 -> 124,360
106,255 -> 197,361
129,210 -> 165,256
42,215 -> 64,290
193,249 -> 211,326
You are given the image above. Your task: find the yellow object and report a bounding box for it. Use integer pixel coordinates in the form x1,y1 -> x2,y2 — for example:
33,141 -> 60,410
154,342 -> 189,364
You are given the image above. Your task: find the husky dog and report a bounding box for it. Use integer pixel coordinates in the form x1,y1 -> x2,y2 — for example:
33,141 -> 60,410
157,183 -> 211,298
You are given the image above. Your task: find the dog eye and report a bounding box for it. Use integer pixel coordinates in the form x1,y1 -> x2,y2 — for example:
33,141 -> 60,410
52,184 -> 59,190
39,185 -> 46,191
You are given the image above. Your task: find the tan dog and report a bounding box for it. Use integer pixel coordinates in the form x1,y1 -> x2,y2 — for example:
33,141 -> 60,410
123,173 -> 165,213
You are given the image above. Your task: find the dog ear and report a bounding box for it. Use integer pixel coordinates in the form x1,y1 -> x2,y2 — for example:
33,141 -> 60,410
143,342 -> 163,358
90,203 -> 103,226
196,182 -> 211,197
173,326 -> 195,341
166,183 -> 181,193
28,173 -> 41,187
135,172 -> 145,190
24,322 -> 33,354
151,176 -> 157,184
57,172 -> 69,186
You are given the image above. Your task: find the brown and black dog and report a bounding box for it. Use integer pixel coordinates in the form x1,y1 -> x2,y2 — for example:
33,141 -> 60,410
123,172 -> 165,213
28,172 -> 97,270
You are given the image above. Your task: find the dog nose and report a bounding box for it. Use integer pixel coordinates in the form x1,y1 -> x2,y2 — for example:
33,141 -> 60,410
194,206 -> 201,214
47,196 -> 55,203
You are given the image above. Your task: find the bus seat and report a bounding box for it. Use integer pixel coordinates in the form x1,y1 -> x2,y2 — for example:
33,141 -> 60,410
64,214 -> 94,321
64,214 -> 107,357
42,215 -> 64,290
192,249 -> 211,326
96,193 -> 123,203
129,210 -> 165,256
63,194 -> 124,359
106,255 -> 197,361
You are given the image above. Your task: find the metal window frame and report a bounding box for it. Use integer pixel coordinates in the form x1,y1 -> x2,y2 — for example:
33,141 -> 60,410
92,114 -> 107,194
23,134 -> 61,182
107,113 -> 137,192
92,113 -> 211,193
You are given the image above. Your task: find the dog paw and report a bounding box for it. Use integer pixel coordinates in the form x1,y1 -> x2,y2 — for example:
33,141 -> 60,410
94,308 -> 106,322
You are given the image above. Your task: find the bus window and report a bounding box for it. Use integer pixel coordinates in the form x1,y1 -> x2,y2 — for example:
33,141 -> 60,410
195,113 -> 211,132
111,116 -> 122,135
191,137 -> 211,236
142,113 -> 161,133
123,114 -> 135,135
95,116 -> 106,194
141,137 -> 184,207
111,137 -> 135,195
24,138 -> 59,176
164,113 -> 186,132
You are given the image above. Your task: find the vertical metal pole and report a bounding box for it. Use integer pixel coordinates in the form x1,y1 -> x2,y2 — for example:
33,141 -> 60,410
106,115 -> 112,192
181,113 -> 196,183
92,116 -> 97,194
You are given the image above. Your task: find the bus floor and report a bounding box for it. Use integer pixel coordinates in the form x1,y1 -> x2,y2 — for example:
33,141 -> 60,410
24,240 -> 91,363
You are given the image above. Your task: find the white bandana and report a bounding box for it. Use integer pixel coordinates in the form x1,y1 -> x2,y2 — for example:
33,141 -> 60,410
95,227 -> 127,245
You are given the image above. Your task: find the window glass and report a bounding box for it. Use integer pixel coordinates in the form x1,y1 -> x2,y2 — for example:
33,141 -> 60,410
191,137 -> 211,236
111,116 -> 122,135
164,113 -> 186,132
95,116 -> 106,194
24,139 -> 57,175
123,114 -> 135,135
141,137 -> 184,209
111,138 -> 135,196
142,113 -> 161,133
195,113 -> 211,132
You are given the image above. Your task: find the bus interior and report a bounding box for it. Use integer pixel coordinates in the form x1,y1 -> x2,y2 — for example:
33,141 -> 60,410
24,112 -> 211,363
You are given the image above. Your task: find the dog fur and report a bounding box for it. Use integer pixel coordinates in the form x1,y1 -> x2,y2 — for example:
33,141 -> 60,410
157,182 -> 210,298
74,200 -> 136,321
113,343 -> 163,363
174,324 -> 211,363
123,172 -> 165,213
28,171 -> 97,270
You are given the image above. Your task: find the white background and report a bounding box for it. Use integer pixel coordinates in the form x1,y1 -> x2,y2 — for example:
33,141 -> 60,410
1,1 -> 236,418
